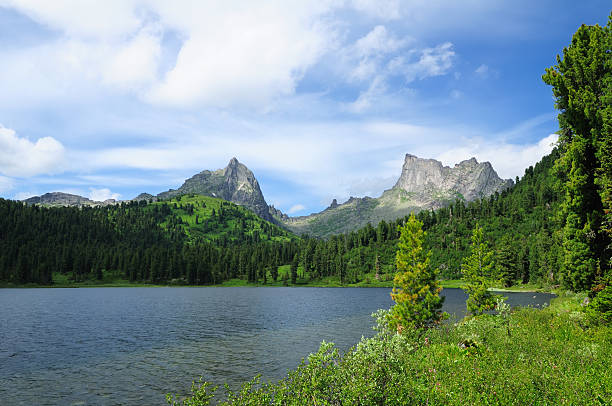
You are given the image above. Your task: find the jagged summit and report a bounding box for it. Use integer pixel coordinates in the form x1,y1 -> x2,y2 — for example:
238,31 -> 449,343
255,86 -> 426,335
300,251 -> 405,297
157,158 -> 273,222
23,192 -> 116,207
394,154 -> 513,203
275,153 -> 513,238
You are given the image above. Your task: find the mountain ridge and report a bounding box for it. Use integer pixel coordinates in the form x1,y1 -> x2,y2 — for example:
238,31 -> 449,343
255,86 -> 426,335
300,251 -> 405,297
21,154 -> 512,237
273,154 -> 513,237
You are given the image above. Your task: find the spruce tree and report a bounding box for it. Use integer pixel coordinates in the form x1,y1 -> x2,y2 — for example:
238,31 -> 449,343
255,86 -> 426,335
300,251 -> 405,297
497,235 -> 517,287
462,225 -> 500,315
542,16 -> 611,290
290,254 -> 298,284
389,214 -> 445,333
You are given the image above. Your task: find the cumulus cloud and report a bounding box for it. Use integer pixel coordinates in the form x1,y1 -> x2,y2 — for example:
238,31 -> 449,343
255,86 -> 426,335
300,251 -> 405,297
343,25 -> 454,112
0,125 -> 65,177
435,134 -> 559,180
0,1 -> 339,108
89,187 -> 121,202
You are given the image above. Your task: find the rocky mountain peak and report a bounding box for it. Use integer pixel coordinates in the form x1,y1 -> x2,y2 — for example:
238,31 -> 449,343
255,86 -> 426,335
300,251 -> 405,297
227,157 -> 239,167
157,158 -> 273,222
23,192 -> 116,207
393,154 -> 513,203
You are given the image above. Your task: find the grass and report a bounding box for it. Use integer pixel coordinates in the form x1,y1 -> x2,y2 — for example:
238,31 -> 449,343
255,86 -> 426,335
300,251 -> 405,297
169,293 -> 612,405
2,270 -> 554,292
150,194 -> 295,244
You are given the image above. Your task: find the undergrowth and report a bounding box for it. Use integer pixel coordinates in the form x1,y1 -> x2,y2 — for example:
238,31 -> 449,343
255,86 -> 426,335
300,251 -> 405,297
167,294 -> 611,405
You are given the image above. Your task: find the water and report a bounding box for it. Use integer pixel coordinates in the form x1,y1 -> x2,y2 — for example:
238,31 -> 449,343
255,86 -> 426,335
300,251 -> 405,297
0,287 -> 555,405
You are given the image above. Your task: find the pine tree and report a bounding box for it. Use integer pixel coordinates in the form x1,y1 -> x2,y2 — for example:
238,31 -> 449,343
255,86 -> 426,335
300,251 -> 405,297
290,253 -> 298,284
388,214 -> 445,333
497,235 -> 517,287
542,16 -> 611,289
461,225 -> 501,315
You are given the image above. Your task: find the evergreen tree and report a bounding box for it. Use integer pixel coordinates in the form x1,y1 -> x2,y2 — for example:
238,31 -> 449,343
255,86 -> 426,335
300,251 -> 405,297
497,235 -> 517,287
388,214 -> 445,333
462,225 -> 500,315
542,16 -> 611,290
290,254 -> 298,284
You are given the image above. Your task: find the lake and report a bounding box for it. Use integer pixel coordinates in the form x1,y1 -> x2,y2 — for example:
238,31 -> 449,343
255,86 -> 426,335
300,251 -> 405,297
0,287 -> 555,405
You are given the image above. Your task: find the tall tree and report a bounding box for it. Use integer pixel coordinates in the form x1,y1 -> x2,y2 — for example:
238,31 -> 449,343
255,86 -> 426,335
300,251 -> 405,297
290,253 -> 298,285
462,225 -> 500,315
388,214 -> 445,333
542,15 -> 612,289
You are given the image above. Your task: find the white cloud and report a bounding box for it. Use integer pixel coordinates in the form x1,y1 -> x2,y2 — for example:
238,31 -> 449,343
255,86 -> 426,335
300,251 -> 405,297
13,191 -> 38,200
89,187 -> 121,202
398,42 -> 455,82
450,89 -> 462,99
0,175 -> 14,193
347,75 -> 387,112
354,25 -> 407,58
0,125 -> 65,177
287,204 -> 306,214
102,26 -> 162,90
147,2 -> 336,107
0,1 -> 340,108
343,26 -> 454,112
435,133 -> 559,180
351,0 -> 401,20
475,64 -> 489,76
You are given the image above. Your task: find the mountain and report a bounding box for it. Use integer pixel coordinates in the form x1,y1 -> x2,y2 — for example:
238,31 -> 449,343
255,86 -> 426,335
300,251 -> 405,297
274,154 -> 513,238
23,192 -> 116,207
22,155 -> 511,237
155,157 -> 273,222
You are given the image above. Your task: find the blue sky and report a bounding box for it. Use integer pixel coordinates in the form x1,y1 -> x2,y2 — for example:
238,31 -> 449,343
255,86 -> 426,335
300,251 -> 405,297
0,1 -> 609,215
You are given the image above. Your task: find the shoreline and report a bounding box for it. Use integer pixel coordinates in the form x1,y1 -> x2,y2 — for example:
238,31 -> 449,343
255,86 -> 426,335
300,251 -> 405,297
0,279 -> 553,293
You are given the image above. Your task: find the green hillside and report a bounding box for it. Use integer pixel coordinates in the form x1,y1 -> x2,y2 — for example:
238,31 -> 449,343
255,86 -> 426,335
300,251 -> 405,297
149,194 -> 294,244
0,195 -> 298,286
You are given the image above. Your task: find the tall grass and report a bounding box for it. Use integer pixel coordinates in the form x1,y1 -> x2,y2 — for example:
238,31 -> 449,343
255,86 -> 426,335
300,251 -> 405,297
168,294 -> 611,405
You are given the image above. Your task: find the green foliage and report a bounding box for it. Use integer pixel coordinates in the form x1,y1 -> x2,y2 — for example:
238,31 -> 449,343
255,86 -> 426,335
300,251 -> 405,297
166,379 -> 217,406
168,296 -> 612,405
587,285 -> 612,325
389,214 -> 445,332
461,225 -> 501,315
0,197 -> 299,286
542,15 -> 612,290
496,234 -> 518,287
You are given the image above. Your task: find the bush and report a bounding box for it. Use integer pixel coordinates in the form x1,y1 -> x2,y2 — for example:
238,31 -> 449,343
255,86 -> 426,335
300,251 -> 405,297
168,296 -> 612,405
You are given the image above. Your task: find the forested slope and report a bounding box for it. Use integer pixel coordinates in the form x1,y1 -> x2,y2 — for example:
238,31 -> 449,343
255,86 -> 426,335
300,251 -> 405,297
0,195 -> 297,285
292,148 -> 563,287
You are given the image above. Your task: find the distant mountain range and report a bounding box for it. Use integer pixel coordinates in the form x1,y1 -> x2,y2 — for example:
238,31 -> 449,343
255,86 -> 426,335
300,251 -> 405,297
272,154 -> 513,237
23,192 -> 117,207
22,154 -> 513,237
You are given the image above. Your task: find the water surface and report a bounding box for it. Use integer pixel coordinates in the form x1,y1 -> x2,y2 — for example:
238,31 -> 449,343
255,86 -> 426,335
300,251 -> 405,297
0,287 -> 555,405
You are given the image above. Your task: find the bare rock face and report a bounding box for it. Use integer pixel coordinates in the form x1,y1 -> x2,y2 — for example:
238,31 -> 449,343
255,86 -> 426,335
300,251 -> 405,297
23,192 -> 118,207
393,154 -> 514,207
275,153 -> 513,238
132,193 -> 155,202
157,157 -> 273,222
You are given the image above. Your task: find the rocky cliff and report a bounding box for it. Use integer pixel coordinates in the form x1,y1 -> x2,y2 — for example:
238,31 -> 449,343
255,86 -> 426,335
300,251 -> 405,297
23,192 -> 116,207
156,158 -> 273,222
275,154 -> 513,237
393,154 -> 514,206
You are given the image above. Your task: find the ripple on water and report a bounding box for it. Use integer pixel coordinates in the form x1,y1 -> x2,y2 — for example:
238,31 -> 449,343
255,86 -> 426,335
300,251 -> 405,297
0,287 -> 555,405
